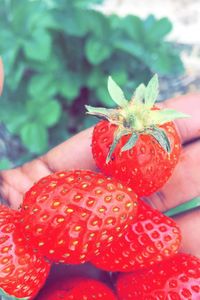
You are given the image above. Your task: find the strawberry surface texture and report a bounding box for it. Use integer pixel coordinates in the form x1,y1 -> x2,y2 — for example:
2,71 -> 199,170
117,253 -> 200,300
20,170 -> 138,264
86,75 -> 188,196
0,204 -> 50,300
91,199 -> 181,272
92,119 -> 181,196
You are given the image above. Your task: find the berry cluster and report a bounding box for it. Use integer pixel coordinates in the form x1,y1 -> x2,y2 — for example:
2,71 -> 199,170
0,75 -> 199,300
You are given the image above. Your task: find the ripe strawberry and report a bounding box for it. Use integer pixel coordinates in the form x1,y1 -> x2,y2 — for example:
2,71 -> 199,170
86,75 -> 188,196
91,199 -> 181,272
20,170 -> 138,264
0,204 -> 50,300
116,253 -> 200,300
37,276 -> 117,300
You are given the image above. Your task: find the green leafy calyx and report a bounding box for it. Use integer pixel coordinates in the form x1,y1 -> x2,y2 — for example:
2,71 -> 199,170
86,74 -> 190,162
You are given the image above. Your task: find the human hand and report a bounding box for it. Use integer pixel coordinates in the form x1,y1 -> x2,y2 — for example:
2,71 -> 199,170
0,60 -> 200,258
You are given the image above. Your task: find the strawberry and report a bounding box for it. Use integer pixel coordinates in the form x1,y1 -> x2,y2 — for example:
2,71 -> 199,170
37,276 -> 117,300
91,199 -> 181,272
86,75 -> 188,196
20,170 -> 138,264
0,204 -> 50,300
116,253 -> 200,300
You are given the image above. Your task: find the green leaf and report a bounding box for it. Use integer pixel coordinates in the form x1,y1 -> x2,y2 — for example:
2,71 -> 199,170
114,39 -> 144,60
151,109 -> 190,125
85,37 -> 112,65
20,123 -> 48,154
1,296 -> 11,300
148,127 -> 171,153
86,11 -> 111,39
150,45 -> 184,75
58,74 -> 81,101
121,132 -> 138,152
111,71 -> 128,86
96,86 -> 115,108
144,15 -> 156,30
122,15 -> 144,42
1,47 -> 20,77
0,159 -> 12,170
146,18 -> 173,42
37,100 -> 62,127
60,84 -> 79,101
4,112 -> 28,135
144,74 -> 159,108
29,12 -> 58,31
85,105 -> 116,119
86,69 -> 103,89
28,74 -> 56,99
26,98 -> 61,127
133,83 -> 146,104
53,6 -> 89,36
0,106 -> 29,134
107,76 -> 128,108
7,63 -> 25,91
76,0 -> 104,8
23,29 -> 51,61
62,9 -> 89,37
106,129 -> 128,163
0,1 -> 185,163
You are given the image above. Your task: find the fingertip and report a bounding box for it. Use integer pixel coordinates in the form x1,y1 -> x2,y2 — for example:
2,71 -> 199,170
160,93 -> 200,144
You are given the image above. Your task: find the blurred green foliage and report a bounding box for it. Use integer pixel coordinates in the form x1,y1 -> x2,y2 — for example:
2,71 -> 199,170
0,0 -> 184,159
0,158 -> 12,170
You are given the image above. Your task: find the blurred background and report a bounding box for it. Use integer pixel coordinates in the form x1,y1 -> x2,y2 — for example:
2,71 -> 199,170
0,0 -> 200,169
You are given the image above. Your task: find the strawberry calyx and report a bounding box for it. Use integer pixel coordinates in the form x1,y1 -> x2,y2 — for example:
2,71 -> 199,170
86,74 -> 189,162
0,288 -> 29,300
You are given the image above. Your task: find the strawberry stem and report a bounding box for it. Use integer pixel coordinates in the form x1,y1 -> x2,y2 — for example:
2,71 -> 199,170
86,75 -> 190,159
165,196 -> 200,217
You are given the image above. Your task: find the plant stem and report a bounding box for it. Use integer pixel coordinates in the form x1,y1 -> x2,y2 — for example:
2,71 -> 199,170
165,196 -> 200,217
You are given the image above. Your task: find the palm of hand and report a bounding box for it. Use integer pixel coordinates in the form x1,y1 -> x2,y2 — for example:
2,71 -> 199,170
0,59 -> 200,258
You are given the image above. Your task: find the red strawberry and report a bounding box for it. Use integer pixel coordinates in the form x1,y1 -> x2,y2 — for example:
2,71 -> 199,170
86,75 -> 188,196
116,253 -> 200,300
0,204 -> 50,300
91,199 -> 181,272
37,276 -> 117,300
20,170 -> 138,264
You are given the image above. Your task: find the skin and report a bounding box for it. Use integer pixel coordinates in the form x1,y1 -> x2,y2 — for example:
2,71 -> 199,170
0,59 -> 200,258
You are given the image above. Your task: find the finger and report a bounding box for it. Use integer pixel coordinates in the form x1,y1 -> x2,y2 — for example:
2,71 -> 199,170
175,209 -> 200,258
1,127 -> 95,192
28,94 -> 200,176
42,127 -> 96,172
162,93 -> 200,144
38,94 -> 200,172
146,140 -> 200,212
0,57 -> 4,95
0,158 -> 53,209
1,94 -> 200,209
0,128 -> 96,209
